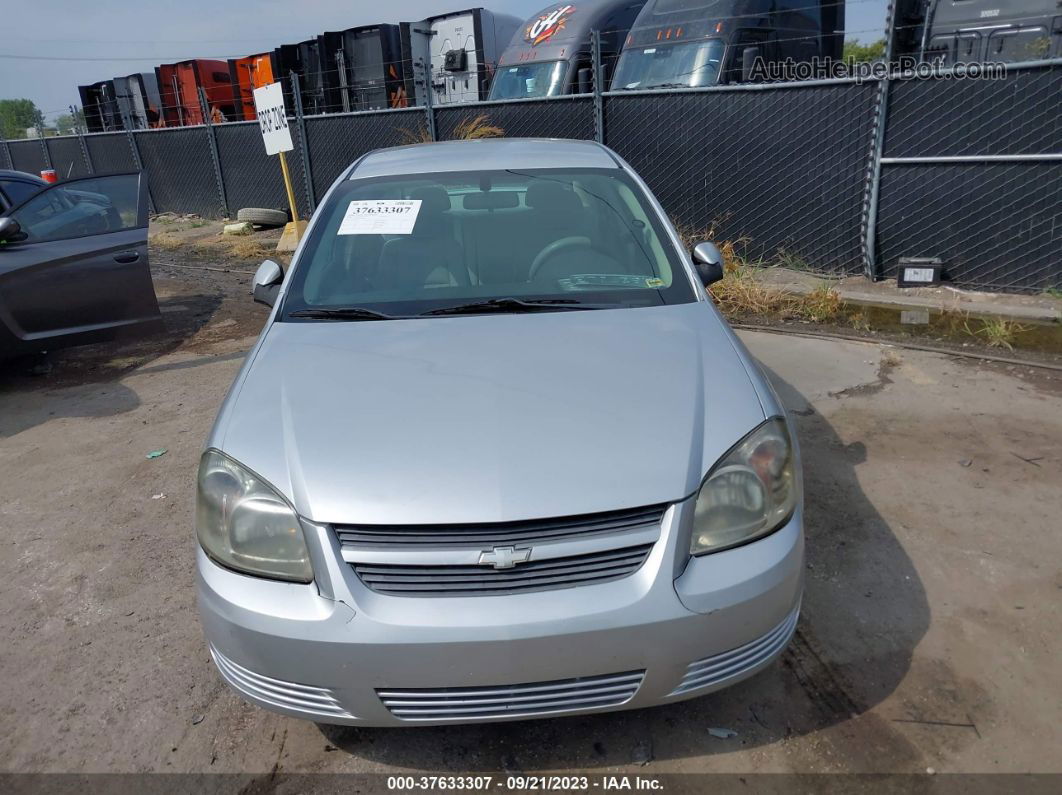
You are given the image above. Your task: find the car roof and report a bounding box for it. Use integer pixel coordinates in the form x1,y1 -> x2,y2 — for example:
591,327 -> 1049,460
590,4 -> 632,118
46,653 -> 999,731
0,170 -> 46,185
350,138 -> 621,180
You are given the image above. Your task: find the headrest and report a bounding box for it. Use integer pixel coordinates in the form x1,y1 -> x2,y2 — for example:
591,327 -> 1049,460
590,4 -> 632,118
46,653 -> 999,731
525,181 -> 583,214
410,186 -> 451,213
463,191 -> 520,211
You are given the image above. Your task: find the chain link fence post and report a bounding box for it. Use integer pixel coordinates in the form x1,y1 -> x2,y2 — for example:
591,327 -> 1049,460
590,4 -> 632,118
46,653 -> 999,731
71,105 -> 94,175
860,0 -> 899,281
591,29 -> 605,145
419,55 -> 438,142
118,98 -> 156,213
0,126 -> 12,171
290,72 -> 316,214
199,88 -> 230,218
117,101 -> 144,172
34,108 -> 52,170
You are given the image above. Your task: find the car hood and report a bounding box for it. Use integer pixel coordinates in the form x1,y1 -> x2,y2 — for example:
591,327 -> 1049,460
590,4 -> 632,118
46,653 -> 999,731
216,303 -> 767,525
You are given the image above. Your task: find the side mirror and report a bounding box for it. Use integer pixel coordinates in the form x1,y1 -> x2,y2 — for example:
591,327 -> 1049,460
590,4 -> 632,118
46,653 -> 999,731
692,242 -> 725,286
741,46 -> 762,83
0,216 -> 23,244
576,67 -> 593,95
252,259 -> 284,307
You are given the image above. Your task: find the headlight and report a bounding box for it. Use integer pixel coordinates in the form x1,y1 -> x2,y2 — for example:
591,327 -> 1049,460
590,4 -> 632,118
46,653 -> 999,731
691,417 -> 796,555
196,449 -> 314,583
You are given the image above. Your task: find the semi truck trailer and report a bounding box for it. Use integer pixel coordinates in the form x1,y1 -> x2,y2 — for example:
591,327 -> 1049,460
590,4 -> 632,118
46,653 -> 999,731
112,73 -> 163,129
401,8 -> 522,105
156,60 -> 239,126
228,53 -> 276,122
79,81 -> 122,133
340,25 -> 409,111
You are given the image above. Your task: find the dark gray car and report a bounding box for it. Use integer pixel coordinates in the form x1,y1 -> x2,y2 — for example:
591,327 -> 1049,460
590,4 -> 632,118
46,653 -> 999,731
0,171 -> 162,361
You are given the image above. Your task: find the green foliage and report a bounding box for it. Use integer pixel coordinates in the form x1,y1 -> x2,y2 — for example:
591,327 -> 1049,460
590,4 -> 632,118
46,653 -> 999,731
843,39 -> 887,64
0,98 -> 40,140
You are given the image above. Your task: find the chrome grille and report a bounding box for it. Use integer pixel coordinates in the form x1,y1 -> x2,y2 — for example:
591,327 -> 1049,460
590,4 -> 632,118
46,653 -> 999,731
353,543 -> 653,596
335,504 -> 666,548
378,670 -> 644,721
209,645 -> 351,719
669,604 -> 800,696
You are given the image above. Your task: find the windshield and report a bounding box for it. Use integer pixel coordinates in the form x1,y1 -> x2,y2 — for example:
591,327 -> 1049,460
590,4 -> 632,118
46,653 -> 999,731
612,39 -> 724,90
488,61 -> 568,100
281,168 -> 695,319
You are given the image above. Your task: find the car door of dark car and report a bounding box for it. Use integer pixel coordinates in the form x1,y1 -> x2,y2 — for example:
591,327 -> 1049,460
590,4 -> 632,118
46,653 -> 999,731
0,173 -> 162,359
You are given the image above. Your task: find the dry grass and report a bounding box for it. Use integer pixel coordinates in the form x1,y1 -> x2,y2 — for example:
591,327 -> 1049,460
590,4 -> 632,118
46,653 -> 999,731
191,238 -> 223,254
675,218 -> 801,318
709,266 -> 795,317
227,237 -> 269,259
191,235 -> 270,260
452,114 -> 505,140
150,233 -> 184,251
674,219 -> 850,322
397,124 -> 433,145
396,114 -> 505,146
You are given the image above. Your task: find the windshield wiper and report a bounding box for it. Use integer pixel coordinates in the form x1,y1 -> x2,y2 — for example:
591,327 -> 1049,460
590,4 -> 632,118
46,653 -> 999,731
420,298 -> 607,317
287,307 -> 403,321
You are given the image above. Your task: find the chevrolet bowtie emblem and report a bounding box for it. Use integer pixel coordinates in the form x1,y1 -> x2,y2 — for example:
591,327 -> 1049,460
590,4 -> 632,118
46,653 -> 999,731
478,546 -> 532,569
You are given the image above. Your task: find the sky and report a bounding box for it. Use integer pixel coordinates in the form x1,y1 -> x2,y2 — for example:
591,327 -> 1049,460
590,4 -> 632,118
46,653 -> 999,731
2,0 -> 890,122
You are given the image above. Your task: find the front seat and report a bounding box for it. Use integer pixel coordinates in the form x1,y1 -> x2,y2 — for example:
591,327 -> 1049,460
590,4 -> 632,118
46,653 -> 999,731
376,187 -> 469,291
526,181 -> 587,239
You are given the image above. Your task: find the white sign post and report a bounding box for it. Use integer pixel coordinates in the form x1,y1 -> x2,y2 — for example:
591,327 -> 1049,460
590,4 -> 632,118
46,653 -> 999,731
252,82 -> 302,248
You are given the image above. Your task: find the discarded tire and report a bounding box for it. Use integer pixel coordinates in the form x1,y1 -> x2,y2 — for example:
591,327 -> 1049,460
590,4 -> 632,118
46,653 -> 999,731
236,207 -> 288,227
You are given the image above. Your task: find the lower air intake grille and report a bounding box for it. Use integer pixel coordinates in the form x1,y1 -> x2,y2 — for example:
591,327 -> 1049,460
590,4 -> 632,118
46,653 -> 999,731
669,604 -> 800,696
210,645 -> 351,719
353,543 -> 653,596
378,670 -> 645,721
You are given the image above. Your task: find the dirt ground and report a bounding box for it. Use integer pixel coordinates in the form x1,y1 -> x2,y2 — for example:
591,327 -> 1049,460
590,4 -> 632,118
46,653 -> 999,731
0,245 -> 1060,788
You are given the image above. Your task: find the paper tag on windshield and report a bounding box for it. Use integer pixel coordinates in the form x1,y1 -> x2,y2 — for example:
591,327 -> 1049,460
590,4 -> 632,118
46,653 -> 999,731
337,200 -> 422,235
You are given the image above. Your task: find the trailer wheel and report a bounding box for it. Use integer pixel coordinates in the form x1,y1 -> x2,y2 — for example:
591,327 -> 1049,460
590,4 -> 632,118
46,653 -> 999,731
236,207 -> 289,227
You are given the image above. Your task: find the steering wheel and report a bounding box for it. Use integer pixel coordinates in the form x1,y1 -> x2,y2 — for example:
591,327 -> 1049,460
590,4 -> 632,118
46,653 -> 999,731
528,236 -> 592,282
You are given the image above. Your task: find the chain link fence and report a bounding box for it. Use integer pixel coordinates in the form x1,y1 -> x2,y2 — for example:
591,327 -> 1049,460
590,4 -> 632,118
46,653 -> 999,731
304,108 -> 422,200
45,136 -> 91,180
605,82 -> 878,274
436,96 -> 597,142
7,139 -> 48,175
134,127 -> 224,217
84,132 -> 136,174
215,120 -> 312,220
874,62 -> 1062,292
4,61 -> 1060,292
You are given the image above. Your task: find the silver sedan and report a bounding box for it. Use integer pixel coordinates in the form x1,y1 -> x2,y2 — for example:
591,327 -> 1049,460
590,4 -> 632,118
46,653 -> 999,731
195,138 -> 803,726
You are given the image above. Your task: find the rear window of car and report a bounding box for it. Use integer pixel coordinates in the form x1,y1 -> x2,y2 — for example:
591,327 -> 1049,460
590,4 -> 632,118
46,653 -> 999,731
282,167 -> 695,318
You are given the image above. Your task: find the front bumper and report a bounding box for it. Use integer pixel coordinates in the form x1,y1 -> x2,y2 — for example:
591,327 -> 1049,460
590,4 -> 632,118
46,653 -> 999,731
197,503 -> 803,726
